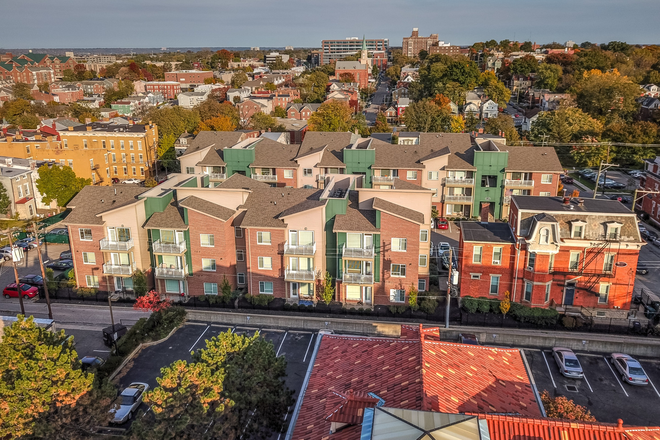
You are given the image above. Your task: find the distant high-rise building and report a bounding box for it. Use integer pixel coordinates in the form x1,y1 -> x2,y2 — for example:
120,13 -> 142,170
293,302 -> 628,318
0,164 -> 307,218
285,46 -> 294,51
402,28 -> 439,57
565,40 -> 576,48
320,37 -> 388,65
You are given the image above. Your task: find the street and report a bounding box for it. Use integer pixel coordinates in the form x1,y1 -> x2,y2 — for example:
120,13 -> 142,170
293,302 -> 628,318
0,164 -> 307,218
364,76 -> 389,125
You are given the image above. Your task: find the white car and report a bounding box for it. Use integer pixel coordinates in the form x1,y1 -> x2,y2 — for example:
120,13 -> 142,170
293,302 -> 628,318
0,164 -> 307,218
122,178 -> 141,184
552,347 -> 584,378
0,247 -> 13,261
110,382 -> 149,423
437,242 -> 451,254
611,353 -> 649,386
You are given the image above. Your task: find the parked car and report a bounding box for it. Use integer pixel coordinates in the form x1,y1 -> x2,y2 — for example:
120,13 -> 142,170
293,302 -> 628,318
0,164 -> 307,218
46,259 -> 74,271
610,353 -> 649,386
18,274 -> 44,287
80,356 -> 105,372
3,283 -> 39,299
552,347 -> 584,378
54,268 -> 73,282
441,252 -> 458,269
15,237 -> 40,250
637,266 -> 649,275
437,242 -> 451,254
110,382 -> 149,424
122,178 -> 141,184
458,333 -> 479,345
50,228 -> 69,236
560,175 -> 574,184
59,250 -> 72,260
436,218 -> 449,230
111,177 -> 120,184
0,247 -> 13,261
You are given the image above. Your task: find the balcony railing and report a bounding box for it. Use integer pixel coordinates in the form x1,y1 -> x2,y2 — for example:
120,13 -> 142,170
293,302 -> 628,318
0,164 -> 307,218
251,174 -> 278,182
505,179 -> 534,188
503,196 -> 511,204
152,240 -> 187,254
284,267 -> 316,281
102,263 -> 135,275
444,194 -> 473,203
284,241 -> 316,256
342,245 -> 374,258
444,177 -> 475,186
343,273 -> 374,284
316,174 -> 326,181
373,175 -> 396,183
207,173 -> 227,180
154,266 -> 188,279
100,238 -> 134,251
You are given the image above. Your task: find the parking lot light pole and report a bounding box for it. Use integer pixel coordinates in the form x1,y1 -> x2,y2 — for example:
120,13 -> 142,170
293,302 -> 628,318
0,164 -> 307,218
7,231 -> 25,316
445,247 -> 452,329
32,221 -> 52,320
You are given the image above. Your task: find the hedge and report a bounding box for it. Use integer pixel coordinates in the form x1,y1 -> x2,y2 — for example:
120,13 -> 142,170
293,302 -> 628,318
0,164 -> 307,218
461,296 -> 559,326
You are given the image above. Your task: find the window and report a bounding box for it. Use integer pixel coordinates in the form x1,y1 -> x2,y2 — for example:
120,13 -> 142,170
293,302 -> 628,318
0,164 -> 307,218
527,252 -> 536,270
473,246 -> 482,263
79,228 -> 92,241
17,185 -> 22,198
470,273 -> 481,280
540,192 -> 551,196
102,140 -> 106,149
139,154 -> 143,163
603,254 -> 615,272
64,140 -> 68,148
549,254 -> 555,272
524,282 -> 533,302
120,140 -> 125,150
200,234 -> 214,247
407,171 -> 418,180
481,175 -> 497,187
391,238 -> 407,252
303,168 -> 313,176
598,284 -> 610,304
539,228 -> 550,244
106,168 -> 110,177
132,166 -> 136,175
26,145 -> 30,154
85,275 -> 99,288
111,153 -> 116,163
258,257 -> 272,269
130,154 -> 135,163
204,283 -> 218,295
608,226 -> 621,240
237,273 -> 246,285
418,279 -> 427,291
541,174 -> 553,184
428,171 -> 438,180
571,223 -> 585,239
390,289 -> 405,302
419,254 -> 428,267
138,141 -> 142,150
83,139 -> 88,149
129,141 -> 134,150
391,264 -> 406,277
346,285 -> 361,300
489,275 -> 500,295
257,231 -> 271,244
110,140 -> 115,149
165,279 -> 180,293
113,166 -> 118,175
82,252 -> 96,264
186,167 -> 195,174
420,230 -> 428,242
236,250 -> 245,261
70,159 -> 75,169
202,258 -> 216,271
123,166 -> 127,175
545,283 -> 551,303
283,170 -> 294,179
235,227 -> 243,238
569,252 -> 580,271
259,281 -> 274,294
140,167 -> 145,176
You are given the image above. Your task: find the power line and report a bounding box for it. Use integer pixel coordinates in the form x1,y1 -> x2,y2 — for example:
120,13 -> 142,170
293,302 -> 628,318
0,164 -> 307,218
513,140 -> 660,148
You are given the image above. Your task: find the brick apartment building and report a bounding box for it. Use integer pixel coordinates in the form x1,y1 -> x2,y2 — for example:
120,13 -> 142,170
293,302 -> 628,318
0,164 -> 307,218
334,61 -> 370,88
459,196 -> 643,312
429,42 -> 462,56
286,103 -> 321,120
164,70 -> 214,86
0,53 -> 75,83
402,28 -> 439,57
637,156 -> 660,226
145,81 -> 181,99
48,83 -> 84,104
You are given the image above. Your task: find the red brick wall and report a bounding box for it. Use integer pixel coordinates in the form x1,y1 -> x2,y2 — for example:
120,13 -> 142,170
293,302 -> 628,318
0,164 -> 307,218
458,238 -> 517,300
530,172 -> 560,197
165,71 -> 214,84
233,219 -> 248,289
67,224 -> 112,291
640,173 -> 660,225
245,228 -> 285,298
275,167 -> 298,187
397,169 -> 423,186
287,108 -> 300,119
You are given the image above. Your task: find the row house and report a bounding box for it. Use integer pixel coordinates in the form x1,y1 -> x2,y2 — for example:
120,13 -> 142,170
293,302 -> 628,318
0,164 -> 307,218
49,83 -> 84,104
0,62 -> 55,85
286,103 -> 321,120
178,91 -> 209,109
638,156 -> 660,225
63,172 -> 431,307
144,81 -> 181,99
237,99 -> 271,124
459,196 -> 643,313
80,79 -> 119,95
164,70 -> 214,86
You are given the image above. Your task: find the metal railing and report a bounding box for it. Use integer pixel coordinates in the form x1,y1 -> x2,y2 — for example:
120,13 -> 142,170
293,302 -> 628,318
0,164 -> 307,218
102,263 -> 135,275
284,241 -> 316,256
251,174 -> 278,182
373,175 -> 396,183
443,194 -> 473,203
444,177 -> 475,186
99,238 -> 134,251
503,196 -> 511,204
284,267 -> 316,281
505,179 -> 534,187
152,240 -> 187,254
154,266 -> 188,279
343,273 -> 374,284
207,173 -> 227,180
342,245 -> 374,258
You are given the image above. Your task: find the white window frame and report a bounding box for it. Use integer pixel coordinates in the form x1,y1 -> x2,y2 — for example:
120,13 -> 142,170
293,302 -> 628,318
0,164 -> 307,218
202,258 -> 216,272
85,275 -> 99,288
603,253 -> 615,273
539,227 -> 550,244
390,289 -> 405,302
283,169 -> 294,179
82,252 -> 96,264
237,273 -> 246,285
473,246 -> 482,264
200,234 -> 215,247
598,284 -> 610,304
427,171 -> 439,180
419,254 -> 428,267
571,221 -> 586,239
545,283 -> 551,303
420,229 -> 428,242
470,273 -> 481,280
259,281 -> 274,294
391,264 -> 406,277
527,252 -> 536,271
204,283 -> 218,295
569,252 -> 580,271
540,191 -> 551,196
489,275 -> 500,296
406,171 -> 418,180
418,279 -> 427,291
541,174 -> 553,184
258,256 -> 272,270
79,228 -> 92,241
391,238 -> 407,252
524,282 -> 533,302
236,250 -> 245,262
492,247 -> 502,265
257,231 -> 271,245
303,168 -> 313,176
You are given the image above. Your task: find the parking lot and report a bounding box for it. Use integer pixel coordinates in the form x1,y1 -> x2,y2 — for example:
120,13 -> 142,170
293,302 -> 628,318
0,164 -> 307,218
116,322 -> 316,438
525,349 -> 660,425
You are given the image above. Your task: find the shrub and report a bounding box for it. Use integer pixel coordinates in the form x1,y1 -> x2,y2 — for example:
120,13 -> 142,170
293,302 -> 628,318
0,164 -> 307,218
461,296 -> 479,314
420,297 -> 438,315
408,284 -> 419,311
245,294 -> 275,306
540,391 -> 596,421
388,305 -> 408,315
489,299 -> 502,314
75,287 -> 98,297
510,304 -> 559,326
198,295 -> 209,302
476,298 -> 491,314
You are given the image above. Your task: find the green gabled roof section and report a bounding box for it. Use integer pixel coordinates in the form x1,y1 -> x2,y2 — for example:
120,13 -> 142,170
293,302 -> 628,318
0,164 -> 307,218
10,58 -> 29,66
22,53 -> 48,63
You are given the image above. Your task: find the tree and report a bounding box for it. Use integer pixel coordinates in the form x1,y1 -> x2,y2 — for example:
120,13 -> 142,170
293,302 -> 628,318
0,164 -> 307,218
499,291 -> 511,316
339,72 -> 355,83
308,101 -> 354,132
484,114 -> 520,144
195,116 -> 236,133
371,113 -> 391,133
372,64 -> 380,77
520,41 -> 534,52
574,69 -> 641,120
408,284 -> 419,310
317,271 -> 335,305
535,63 -> 563,91
0,184 -> 10,217
36,165 -> 91,208
570,144 -> 610,167
264,82 -> 277,92
230,71 -> 248,88
531,107 -> 603,143
12,82 -> 33,100
479,71 -> 511,106
144,106 -> 200,139
385,65 -> 401,81
134,290 -> 172,312
0,316 -> 96,438
540,391 -> 596,421
132,269 -> 148,297
464,113 -> 479,132
509,55 -> 539,76
62,69 -> 77,82
103,80 -> 134,105
272,106 -> 287,118
196,100 -> 239,126
267,56 -> 290,71
249,112 -> 279,131
298,70 -> 328,103
450,115 -> 465,133
403,100 -> 451,132
603,120 -> 658,166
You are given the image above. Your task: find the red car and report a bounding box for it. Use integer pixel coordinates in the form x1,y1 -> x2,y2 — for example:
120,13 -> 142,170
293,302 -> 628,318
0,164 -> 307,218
436,218 -> 449,229
3,283 -> 39,299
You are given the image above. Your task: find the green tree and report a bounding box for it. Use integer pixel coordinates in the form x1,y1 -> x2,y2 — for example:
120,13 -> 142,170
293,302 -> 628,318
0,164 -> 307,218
521,41 -> 534,52
264,82 -> 277,92
267,56 -> 290,71
480,71 -> 511,106
574,69 -> 640,120
574,48 -> 614,73
530,107 -> 603,143
464,113 -> 479,132
509,55 -> 539,76
132,269 -> 148,297
408,284 -> 419,310
62,69 -> 77,82
484,114 -> 520,144
570,144 -> 610,167
36,165 -> 91,208
144,106 -> 201,139
0,184 -> 10,216
272,106 -> 287,118
196,100 -> 239,127
603,120 -> 658,166
308,100 -> 354,131
535,63 -> 563,91
372,64 -> 380,77
298,71 -> 329,103
385,65 -> 401,81
12,82 -> 33,100
404,100 -> 451,132
371,113 -> 391,133
250,112 -> 279,130
230,71 -> 248,88
318,271 -> 335,305
103,80 -> 134,104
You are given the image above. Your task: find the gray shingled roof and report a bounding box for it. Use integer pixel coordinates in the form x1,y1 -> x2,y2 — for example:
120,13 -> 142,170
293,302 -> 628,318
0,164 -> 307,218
143,202 -> 188,229
460,222 -> 515,243
180,131 -> 244,157
333,192 -> 379,233
372,197 -> 424,224
251,138 -> 300,168
218,173 -> 270,190
238,187 -> 323,228
64,186 -> 148,225
179,196 -> 235,221
504,146 -> 563,172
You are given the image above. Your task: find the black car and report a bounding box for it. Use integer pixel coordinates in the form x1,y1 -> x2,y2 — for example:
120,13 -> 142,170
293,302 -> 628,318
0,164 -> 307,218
18,274 -> 44,287
46,259 -> 74,270
459,333 -> 479,345
81,356 -> 105,372
560,175 -> 574,184
637,266 -> 649,275
59,250 -> 72,260
441,252 -> 458,270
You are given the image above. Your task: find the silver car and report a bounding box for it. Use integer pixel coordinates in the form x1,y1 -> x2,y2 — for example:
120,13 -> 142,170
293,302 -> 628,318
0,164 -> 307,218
552,347 -> 584,378
611,353 -> 649,386
110,382 -> 149,423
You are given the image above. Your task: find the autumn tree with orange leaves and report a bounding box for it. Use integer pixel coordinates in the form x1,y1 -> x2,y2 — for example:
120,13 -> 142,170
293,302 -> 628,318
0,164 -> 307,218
540,391 -> 596,421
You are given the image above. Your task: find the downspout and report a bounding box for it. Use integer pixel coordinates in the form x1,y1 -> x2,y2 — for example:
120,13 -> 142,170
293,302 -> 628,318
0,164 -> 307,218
512,238 -> 522,303
247,228 -> 253,296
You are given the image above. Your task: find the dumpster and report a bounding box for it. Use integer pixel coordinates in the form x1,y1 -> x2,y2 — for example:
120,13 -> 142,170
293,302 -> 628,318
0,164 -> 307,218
102,324 -> 127,347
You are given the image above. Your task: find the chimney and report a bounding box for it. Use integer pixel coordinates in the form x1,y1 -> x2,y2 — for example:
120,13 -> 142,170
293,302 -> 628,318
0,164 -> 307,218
85,118 -> 91,125
68,126 -> 73,131
617,419 -> 623,430
86,126 -> 92,131
577,198 -> 584,207
562,197 -> 570,205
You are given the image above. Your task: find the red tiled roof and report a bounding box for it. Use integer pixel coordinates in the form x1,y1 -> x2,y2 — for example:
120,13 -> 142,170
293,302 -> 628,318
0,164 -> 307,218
324,390 -> 379,424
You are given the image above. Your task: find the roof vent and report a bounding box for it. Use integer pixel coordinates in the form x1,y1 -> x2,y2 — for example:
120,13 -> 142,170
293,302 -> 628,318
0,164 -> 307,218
568,204 -> 574,210
562,197 -> 570,205
577,198 -> 584,207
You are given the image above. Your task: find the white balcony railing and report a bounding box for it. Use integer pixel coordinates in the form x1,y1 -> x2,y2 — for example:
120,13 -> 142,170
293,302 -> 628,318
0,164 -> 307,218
373,175 -> 396,183
503,196 -> 512,204
284,267 -> 316,281
342,245 -> 374,258
343,273 -> 374,284
154,266 -> 188,279
444,194 -> 473,203
444,177 -> 475,186
505,179 -> 534,187
103,263 -> 135,275
208,173 -> 227,180
251,174 -> 278,182
152,240 -> 187,254
316,174 -> 326,181
284,241 -> 316,256
99,238 -> 134,251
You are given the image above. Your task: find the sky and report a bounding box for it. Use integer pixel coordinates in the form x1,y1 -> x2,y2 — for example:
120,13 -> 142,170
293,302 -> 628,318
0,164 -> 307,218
1,0 -> 659,49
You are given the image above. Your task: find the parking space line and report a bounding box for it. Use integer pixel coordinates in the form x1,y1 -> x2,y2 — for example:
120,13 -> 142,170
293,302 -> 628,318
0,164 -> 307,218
276,408 -> 290,440
276,332 -> 287,357
604,356 -> 629,397
262,328 -> 285,332
582,372 -> 593,393
541,351 -> 557,389
645,373 -> 660,398
288,330 -> 313,334
93,349 -> 111,353
303,333 -> 315,362
189,325 -> 210,353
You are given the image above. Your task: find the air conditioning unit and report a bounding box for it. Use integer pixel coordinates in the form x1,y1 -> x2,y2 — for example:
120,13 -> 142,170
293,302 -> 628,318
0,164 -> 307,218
493,260 -> 501,265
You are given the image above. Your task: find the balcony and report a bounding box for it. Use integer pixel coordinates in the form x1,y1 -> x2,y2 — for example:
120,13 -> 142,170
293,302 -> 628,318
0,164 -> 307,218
317,174 -> 326,182
152,240 -> 187,254
505,179 -> 534,188
444,177 -> 475,186
342,245 -> 374,259
284,241 -> 316,256
443,194 -> 473,203
373,175 -> 395,184
284,267 -> 316,282
343,273 -> 374,284
103,263 -> 135,275
207,173 -> 227,181
251,174 -> 278,182
100,238 -> 134,251
503,196 -> 511,204
154,266 -> 188,279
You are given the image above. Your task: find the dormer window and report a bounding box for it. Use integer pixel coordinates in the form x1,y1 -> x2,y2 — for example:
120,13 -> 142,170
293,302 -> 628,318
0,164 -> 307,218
571,221 -> 586,239
539,227 -> 550,244
606,222 -> 623,240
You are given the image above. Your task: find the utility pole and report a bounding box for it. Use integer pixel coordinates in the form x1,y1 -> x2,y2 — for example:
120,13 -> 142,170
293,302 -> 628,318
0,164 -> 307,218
32,221 -> 52,320
445,247 -> 453,329
7,231 -> 25,316
592,157 -> 618,199
632,189 -> 660,212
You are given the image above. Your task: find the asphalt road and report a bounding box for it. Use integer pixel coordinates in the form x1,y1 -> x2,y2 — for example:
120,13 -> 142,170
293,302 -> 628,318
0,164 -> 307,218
365,77 -> 389,125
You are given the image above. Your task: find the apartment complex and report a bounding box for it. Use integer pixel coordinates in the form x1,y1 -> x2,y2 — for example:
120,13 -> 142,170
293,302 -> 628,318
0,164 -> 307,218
402,28 -> 439,57
164,70 -> 214,86
0,121 -> 158,185
0,53 -> 75,83
459,196 -> 643,313
637,156 -> 660,226
144,81 -> 181,99
64,172 -> 431,306
320,37 -> 389,65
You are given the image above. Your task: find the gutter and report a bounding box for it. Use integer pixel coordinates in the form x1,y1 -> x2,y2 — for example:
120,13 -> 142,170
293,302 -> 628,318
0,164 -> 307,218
519,348 -> 546,417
